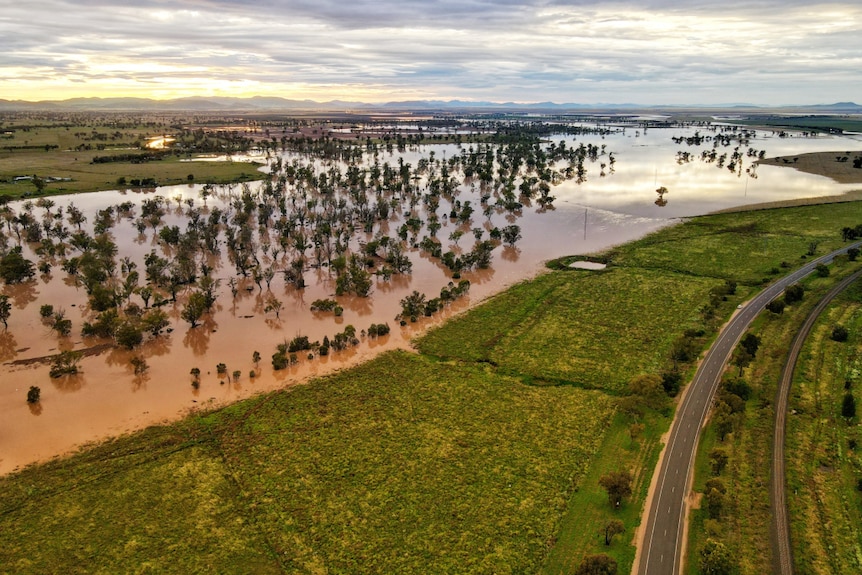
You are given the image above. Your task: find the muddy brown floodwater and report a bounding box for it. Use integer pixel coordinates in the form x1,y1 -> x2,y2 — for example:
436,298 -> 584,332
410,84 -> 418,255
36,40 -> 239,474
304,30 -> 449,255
1,126 -> 859,476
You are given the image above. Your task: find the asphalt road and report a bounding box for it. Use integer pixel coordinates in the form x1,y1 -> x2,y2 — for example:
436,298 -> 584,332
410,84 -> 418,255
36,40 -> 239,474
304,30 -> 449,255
637,242 -> 862,575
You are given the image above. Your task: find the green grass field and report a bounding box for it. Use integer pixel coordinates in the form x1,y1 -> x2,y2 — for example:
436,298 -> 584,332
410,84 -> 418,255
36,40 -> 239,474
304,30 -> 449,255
3,200 -> 862,574
418,268 -> 715,394
785,282 -> 862,574
0,122 -> 262,197
735,116 -> 862,134
0,352 -> 617,574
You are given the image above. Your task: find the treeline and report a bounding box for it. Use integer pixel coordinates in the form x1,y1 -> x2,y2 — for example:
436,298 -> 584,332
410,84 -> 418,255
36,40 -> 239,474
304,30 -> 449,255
91,151 -> 167,164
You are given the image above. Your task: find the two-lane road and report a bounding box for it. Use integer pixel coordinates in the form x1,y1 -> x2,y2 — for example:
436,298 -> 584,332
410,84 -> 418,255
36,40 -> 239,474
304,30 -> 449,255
636,242 -> 862,575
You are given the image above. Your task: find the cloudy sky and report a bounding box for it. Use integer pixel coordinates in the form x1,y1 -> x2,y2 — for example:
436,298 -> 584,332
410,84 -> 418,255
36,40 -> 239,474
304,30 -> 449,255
1,0 -> 860,105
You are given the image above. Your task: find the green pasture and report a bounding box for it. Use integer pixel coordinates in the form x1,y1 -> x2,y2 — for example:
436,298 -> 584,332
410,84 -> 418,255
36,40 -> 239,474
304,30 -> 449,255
418,268 -> 715,394
0,122 -> 262,197
0,352 -> 616,574
785,283 -> 862,574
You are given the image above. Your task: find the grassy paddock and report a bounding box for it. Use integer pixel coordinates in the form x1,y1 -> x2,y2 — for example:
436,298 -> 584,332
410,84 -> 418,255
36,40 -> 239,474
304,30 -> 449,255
418,268 -> 716,395
786,282 -> 862,574
540,409 -> 668,574
0,351 -> 616,574
0,121 -> 263,197
0,152 -> 262,197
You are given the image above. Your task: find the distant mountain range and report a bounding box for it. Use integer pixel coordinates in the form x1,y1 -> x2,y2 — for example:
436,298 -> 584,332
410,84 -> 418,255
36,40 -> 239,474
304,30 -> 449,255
0,96 -> 859,114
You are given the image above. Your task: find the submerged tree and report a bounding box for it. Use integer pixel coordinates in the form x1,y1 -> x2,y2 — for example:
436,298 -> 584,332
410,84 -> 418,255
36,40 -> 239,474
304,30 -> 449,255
0,295 -> 10,329
181,292 -> 208,328
49,350 -> 82,378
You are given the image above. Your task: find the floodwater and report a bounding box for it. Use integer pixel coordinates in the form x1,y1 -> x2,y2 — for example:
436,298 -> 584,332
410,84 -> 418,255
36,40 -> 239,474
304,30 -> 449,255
1,124 -> 860,475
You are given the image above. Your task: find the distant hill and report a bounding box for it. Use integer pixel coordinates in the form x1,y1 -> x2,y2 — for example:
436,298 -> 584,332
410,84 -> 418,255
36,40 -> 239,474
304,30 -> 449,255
797,101 -> 862,113
0,97 -> 858,114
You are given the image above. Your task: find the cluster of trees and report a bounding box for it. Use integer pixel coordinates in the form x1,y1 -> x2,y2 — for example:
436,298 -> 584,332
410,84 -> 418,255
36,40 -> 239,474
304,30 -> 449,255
397,280 -> 471,324
672,125 -> 764,177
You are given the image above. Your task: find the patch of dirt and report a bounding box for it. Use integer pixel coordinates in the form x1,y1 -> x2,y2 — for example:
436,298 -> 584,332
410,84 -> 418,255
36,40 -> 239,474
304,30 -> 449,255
758,151 -> 862,184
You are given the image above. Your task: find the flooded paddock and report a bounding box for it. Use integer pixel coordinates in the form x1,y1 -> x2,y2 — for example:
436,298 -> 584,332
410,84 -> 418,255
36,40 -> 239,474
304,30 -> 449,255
1,122 -> 859,475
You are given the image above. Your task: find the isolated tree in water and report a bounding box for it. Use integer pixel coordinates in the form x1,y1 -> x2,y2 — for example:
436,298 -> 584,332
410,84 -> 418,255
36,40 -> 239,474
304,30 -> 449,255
0,295 -> 10,329
181,292 -> 208,328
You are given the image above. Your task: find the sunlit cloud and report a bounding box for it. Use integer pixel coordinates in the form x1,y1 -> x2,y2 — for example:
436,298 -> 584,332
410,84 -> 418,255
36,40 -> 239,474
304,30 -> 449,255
1,1 -> 860,105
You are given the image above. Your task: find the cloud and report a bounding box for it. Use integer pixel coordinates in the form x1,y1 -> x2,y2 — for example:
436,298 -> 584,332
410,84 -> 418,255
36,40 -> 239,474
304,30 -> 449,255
1,1 -> 860,104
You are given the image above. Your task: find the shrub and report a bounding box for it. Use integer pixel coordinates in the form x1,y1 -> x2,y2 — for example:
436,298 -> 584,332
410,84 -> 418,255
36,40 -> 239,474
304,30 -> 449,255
766,299 -> 785,314
784,283 -> 804,304
661,371 -> 682,396
272,350 -> 288,371
575,554 -> 617,575
832,325 -> 849,342
115,320 -> 144,349
843,393 -> 856,418
26,386 -> 41,404
49,350 -> 82,378
288,335 -> 311,353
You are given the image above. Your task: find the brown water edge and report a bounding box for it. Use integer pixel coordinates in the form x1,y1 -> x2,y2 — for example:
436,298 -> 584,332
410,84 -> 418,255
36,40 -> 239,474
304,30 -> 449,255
0,215 -> 658,476
0,290 -> 468,476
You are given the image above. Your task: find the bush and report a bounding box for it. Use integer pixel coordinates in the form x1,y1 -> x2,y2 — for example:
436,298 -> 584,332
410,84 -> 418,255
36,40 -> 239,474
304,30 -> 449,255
766,299 -> 785,314
39,304 -> 54,318
661,371 -> 682,396
288,335 -> 311,353
272,350 -> 288,370
723,376 -> 752,400
49,350 -> 82,378
843,393 -> 857,418
832,325 -> 849,342
26,385 -> 41,403
699,538 -> 733,575
784,283 -> 804,304
115,320 -> 144,349
575,554 -> 617,575
310,298 -> 338,312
